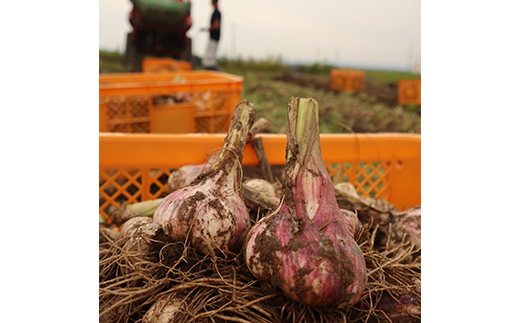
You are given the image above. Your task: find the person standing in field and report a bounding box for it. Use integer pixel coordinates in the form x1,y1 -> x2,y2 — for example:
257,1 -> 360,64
201,0 -> 221,71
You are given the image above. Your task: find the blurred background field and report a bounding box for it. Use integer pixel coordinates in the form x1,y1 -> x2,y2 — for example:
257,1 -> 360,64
100,50 -> 421,135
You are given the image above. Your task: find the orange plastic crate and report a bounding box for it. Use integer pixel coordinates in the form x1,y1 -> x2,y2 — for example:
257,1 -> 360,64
99,71 -> 243,134
398,79 -> 421,105
99,133 -> 421,223
330,69 -> 365,93
142,58 -> 192,73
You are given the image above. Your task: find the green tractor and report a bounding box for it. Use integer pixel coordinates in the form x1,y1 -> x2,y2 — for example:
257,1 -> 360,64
124,0 -> 193,71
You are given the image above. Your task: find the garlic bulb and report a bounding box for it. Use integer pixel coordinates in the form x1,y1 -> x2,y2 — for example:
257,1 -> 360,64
244,98 -> 367,308
154,100 -> 256,255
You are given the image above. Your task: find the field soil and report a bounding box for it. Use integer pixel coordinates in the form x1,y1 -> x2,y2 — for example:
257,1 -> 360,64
273,73 -> 400,107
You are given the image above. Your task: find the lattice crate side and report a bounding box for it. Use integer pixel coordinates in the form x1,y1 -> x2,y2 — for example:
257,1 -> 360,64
326,161 -> 391,200
192,90 -> 232,133
402,83 -> 417,102
99,168 -> 144,222
330,70 -> 346,91
398,79 -> 421,105
352,73 -> 364,92
105,97 -> 126,120
131,122 -> 151,133
344,73 -> 363,92
127,96 -> 151,132
195,115 -> 229,133
355,162 -> 391,199
327,162 -> 351,181
330,70 -> 364,93
104,95 -> 151,133
327,162 -> 361,195
146,168 -> 173,200
330,75 -> 342,91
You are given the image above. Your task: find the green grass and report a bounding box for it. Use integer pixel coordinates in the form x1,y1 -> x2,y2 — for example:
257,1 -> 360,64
99,51 -> 421,134
99,49 -> 134,73
364,70 -> 421,85
218,56 -> 290,73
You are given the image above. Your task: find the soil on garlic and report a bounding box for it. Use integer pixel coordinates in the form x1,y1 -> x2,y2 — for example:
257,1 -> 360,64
162,185 -> 238,250
250,210 -> 357,308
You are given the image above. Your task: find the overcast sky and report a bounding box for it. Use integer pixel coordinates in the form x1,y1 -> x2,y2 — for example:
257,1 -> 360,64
100,0 -> 421,71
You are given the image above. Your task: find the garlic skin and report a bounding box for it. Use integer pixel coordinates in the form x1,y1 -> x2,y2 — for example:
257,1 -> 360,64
245,203 -> 358,308
143,294 -> 184,323
286,98 -> 367,307
154,100 -> 256,255
243,178 -> 277,198
120,216 -> 163,254
118,216 -> 164,275
393,206 -> 421,248
166,155 -> 217,193
154,166 -> 249,255
340,209 -> 363,239
244,98 -> 367,309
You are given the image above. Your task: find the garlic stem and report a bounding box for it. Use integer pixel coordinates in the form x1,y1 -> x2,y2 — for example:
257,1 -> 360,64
153,100 -> 256,255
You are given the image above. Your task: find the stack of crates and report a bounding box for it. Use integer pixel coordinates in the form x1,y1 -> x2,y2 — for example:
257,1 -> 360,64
99,71 -> 243,134
142,58 -> 192,73
398,79 -> 421,105
330,69 -> 365,93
